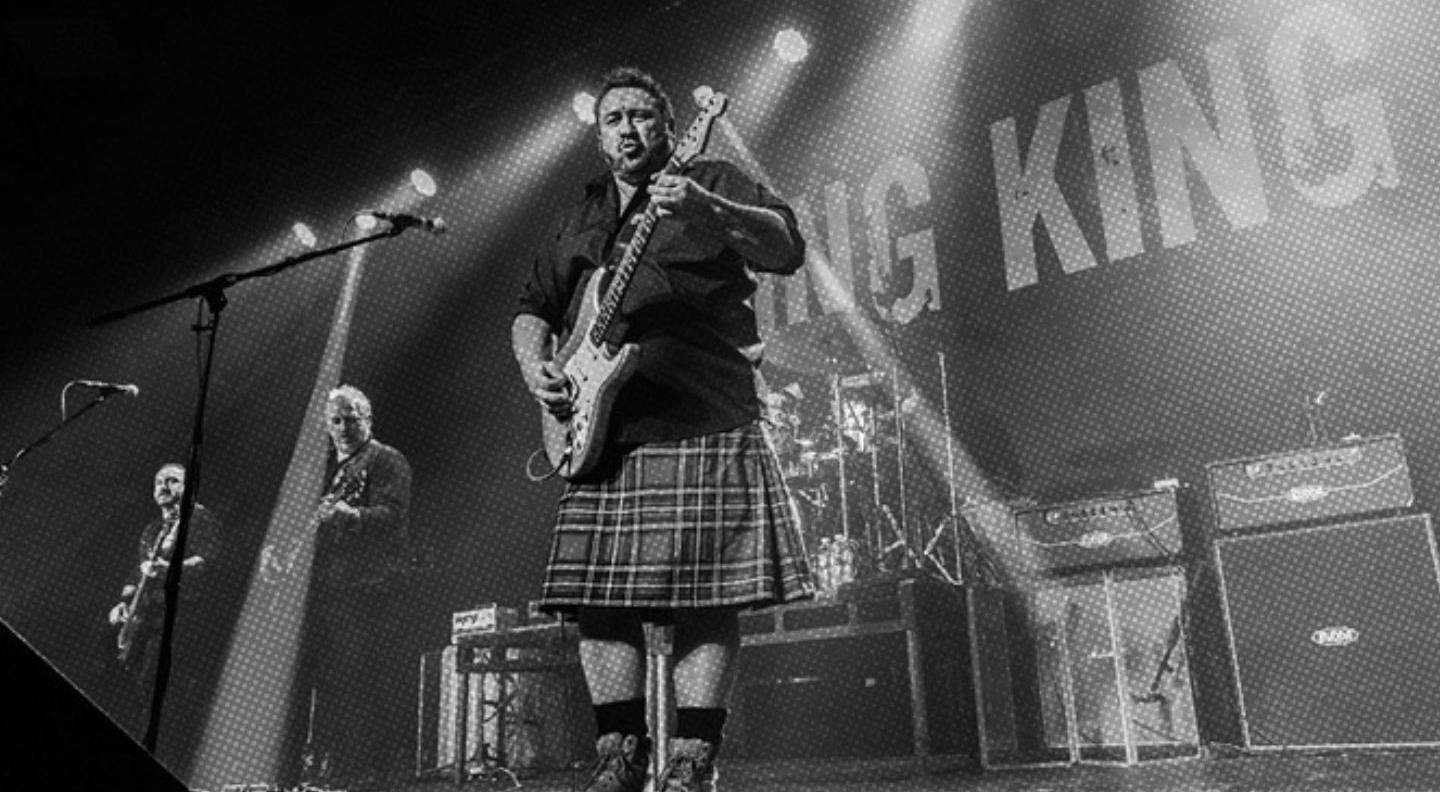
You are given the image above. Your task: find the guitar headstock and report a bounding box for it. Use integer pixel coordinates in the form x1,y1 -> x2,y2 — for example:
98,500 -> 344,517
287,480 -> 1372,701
672,91 -> 729,167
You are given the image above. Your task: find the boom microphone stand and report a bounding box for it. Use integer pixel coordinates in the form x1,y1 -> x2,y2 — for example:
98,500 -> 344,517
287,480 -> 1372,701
0,383 -> 134,504
88,218 -> 415,753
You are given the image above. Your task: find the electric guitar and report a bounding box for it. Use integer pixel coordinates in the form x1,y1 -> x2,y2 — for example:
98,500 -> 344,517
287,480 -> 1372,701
115,519 -> 175,664
539,91 -> 729,480
262,470 -> 366,596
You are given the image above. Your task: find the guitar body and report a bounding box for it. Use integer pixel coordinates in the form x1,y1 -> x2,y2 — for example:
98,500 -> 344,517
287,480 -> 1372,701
276,471 -> 367,577
115,578 -> 150,664
542,271 -> 640,480
116,523 -> 171,665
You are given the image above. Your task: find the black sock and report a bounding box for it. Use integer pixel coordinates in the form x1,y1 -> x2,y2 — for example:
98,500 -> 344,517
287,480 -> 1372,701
675,707 -> 728,744
594,698 -> 648,739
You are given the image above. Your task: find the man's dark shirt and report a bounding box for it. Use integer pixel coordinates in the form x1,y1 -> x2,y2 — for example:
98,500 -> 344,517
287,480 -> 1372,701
314,438 -> 414,590
128,503 -> 222,614
516,159 -> 805,445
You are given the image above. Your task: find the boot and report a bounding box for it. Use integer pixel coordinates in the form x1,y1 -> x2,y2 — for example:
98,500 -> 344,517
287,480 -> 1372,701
656,737 -> 719,792
584,732 -> 651,792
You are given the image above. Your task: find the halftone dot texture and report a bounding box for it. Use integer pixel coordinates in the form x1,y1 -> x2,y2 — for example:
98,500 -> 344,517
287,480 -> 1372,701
10,1 -> 1440,788
1217,516 -> 1440,746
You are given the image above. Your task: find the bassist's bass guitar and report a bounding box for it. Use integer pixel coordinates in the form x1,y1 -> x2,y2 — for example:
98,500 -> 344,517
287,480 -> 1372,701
538,91 -> 729,481
115,520 -> 174,664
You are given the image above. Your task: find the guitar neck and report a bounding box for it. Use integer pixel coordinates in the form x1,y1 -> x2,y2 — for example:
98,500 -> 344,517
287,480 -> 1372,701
587,156 -> 686,346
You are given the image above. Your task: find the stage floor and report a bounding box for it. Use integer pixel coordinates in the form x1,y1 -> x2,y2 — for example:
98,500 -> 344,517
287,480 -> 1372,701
359,748 -> 1440,792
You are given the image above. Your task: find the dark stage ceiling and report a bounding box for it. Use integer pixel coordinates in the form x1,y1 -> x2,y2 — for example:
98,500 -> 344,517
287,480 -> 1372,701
4,3 -> 685,335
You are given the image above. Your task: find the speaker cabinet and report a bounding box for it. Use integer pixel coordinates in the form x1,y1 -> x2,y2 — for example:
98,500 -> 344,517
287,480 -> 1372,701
969,567 -> 1200,767
728,576 -> 974,761
1215,513 -> 1440,749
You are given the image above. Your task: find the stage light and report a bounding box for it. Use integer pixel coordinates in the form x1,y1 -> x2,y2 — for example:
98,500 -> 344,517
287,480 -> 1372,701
572,91 -> 596,125
692,85 -> 715,108
773,28 -> 809,64
291,222 -> 317,249
410,169 -> 437,197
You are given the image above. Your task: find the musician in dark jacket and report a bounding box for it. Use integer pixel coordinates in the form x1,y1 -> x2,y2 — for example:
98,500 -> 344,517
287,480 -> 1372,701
290,384 -> 414,788
106,462 -> 222,755
512,67 -> 812,792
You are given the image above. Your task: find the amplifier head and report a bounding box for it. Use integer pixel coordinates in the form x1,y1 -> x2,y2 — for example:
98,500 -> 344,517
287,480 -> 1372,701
1012,489 -> 1182,576
1206,434 -> 1412,535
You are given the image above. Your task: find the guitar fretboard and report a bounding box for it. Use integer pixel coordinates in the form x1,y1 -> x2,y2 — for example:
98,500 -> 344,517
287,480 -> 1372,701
588,161 -> 680,347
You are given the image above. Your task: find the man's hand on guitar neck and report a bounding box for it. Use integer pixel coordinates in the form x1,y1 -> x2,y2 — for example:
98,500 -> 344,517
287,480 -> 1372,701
107,601 -> 130,626
140,558 -> 169,577
647,171 -> 803,273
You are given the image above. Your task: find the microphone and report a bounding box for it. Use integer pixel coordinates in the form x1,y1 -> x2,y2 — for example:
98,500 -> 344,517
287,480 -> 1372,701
366,211 -> 447,235
76,379 -> 140,397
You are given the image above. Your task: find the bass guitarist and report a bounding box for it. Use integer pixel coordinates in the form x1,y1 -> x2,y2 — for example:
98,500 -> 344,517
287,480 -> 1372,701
106,462 -> 222,747
511,67 -> 813,792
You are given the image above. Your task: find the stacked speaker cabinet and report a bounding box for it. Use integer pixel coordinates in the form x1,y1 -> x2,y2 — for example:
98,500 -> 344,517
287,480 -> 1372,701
1212,515 -> 1440,748
1206,436 -> 1440,749
970,489 -> 1201,768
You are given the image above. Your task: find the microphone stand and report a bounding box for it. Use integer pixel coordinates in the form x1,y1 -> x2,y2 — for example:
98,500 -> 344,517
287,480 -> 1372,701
89,224 -> 406,753
0,386 -> 130,504
937,351 -> 964,584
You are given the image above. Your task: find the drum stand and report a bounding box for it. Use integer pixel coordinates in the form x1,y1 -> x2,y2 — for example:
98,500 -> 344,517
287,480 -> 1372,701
929,351 -> 1004,586
828,373 -> 852,543
889,362 -> 914,570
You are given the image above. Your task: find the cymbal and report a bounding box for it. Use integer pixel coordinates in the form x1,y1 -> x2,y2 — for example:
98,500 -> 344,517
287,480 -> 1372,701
839,370 -> 888,389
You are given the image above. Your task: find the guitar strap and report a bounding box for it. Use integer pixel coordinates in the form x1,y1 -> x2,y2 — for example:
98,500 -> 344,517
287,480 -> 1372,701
145,516 -> 176,566
327,440 -> 371,497
605,183 -> 651,263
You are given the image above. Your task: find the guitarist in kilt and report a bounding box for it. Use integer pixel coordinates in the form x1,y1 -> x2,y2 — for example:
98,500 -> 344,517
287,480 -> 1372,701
512,67 -> 814,792
106,462 -> 223,752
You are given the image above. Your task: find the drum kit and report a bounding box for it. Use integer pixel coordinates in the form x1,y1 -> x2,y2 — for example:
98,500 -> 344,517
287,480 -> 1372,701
764,315 -> 960,596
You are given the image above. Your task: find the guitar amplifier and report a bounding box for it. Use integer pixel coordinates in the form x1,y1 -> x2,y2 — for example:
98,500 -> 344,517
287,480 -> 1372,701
451,604 -> 521,644
1207,435 -> 1412,535
1012,489 -> 1181,576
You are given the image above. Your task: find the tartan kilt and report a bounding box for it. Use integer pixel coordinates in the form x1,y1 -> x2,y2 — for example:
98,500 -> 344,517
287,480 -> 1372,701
539,421 -> 815,611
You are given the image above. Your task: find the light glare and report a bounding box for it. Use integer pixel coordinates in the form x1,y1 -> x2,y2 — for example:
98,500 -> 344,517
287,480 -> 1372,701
773,28 -> 809,63
410,169 -> 437,197
291,222 -> 317,248
573,91 -> 596,124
